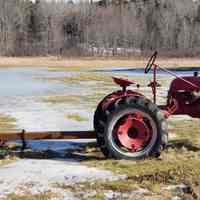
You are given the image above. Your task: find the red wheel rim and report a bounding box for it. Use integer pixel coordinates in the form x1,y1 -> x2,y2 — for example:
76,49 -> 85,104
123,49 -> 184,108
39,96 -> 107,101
113,112 -> 152,152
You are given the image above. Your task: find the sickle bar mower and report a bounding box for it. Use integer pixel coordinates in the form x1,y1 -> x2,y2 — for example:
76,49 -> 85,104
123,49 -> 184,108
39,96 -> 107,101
1,51 -> 200,160
0,130 -> 95,141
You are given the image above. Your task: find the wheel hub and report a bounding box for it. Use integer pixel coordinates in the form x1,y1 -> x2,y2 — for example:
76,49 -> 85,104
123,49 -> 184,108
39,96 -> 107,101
128,127 -> 138,139
115,114 -> 151,151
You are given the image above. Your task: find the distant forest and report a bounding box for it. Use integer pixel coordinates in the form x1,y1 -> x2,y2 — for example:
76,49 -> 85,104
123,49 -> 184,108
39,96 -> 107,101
0,0 -> 200,57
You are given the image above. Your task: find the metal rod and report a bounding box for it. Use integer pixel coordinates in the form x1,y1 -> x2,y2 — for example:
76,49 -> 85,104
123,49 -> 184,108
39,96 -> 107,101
0,130 -> 96,142
156,65 -> 200,90
153,65 -> 157,104
21,129 -> 27,151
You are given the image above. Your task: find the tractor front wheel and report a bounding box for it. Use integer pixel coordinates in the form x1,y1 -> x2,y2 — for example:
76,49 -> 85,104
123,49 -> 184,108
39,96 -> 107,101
94,96 -> 168,160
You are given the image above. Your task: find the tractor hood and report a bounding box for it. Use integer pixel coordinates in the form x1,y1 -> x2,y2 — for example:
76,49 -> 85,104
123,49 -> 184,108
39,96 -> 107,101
169,76 -> 200,93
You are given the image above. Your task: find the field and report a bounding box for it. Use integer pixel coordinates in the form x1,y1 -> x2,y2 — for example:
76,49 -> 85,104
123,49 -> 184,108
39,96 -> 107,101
0,56 -> 200,200
0,56 -> 200,68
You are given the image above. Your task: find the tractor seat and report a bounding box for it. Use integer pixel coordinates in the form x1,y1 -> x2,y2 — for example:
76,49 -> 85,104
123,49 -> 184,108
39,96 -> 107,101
112,77 -> 135,88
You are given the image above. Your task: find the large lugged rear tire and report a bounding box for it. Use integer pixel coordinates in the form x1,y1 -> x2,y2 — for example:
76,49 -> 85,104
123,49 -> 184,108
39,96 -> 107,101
94,96 -> 168,160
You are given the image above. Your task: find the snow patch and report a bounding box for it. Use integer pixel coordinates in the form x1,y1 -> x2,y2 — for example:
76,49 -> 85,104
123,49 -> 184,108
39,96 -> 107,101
0,159 -> 120,199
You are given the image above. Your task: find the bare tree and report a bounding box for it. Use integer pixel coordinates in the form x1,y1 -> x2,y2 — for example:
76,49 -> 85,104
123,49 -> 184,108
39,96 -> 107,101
0,0 -> 200,57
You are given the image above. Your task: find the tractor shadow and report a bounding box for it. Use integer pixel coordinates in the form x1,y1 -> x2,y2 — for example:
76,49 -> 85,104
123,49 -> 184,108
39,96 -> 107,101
17,149 -> 104,162
2,139 -> 200,162
1,140 -> 104,162
167,139 -> 200,152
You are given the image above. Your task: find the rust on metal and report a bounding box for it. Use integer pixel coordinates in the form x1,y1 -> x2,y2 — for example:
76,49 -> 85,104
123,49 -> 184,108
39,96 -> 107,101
0,130 -> 96,142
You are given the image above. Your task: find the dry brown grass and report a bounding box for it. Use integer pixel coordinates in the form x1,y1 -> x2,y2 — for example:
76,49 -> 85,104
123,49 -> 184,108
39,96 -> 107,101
0,114 -> 17,132
0,56 -> 200,69
77,119 -> 200,199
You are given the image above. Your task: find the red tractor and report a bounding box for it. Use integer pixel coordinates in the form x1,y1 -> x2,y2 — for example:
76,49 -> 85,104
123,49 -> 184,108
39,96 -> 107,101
1,51 -> 200,160
94,51 -> 200,160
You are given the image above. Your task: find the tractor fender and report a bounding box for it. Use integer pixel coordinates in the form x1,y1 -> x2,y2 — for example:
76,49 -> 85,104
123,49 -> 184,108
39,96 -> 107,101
99,90 -> 144,112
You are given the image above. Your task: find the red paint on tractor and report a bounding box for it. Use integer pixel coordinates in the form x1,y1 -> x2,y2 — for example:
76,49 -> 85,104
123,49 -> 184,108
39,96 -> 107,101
101,77 -> 143,111
101,90 -> 143,111
112,77 -> 135,90
169,77 -> 200,92
114,114 -> 150,151
146,61 -> 200,118
166,76 -> 200,118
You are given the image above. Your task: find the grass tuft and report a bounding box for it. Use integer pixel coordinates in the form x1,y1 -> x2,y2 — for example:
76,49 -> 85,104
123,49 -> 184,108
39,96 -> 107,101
66,113 -> 88,122
0,114 -> 17,132
0,193 -> 54,200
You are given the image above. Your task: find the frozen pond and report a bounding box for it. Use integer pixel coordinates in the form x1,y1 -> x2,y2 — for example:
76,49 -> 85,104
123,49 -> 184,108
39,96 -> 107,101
0,66 -> 199,132
0,67 -> 93,131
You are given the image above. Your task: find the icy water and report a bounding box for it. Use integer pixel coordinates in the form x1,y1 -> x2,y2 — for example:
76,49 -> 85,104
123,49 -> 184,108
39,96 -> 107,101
98,67 -> 200,76
0,66 -> 199,132
0,67 -> 93,131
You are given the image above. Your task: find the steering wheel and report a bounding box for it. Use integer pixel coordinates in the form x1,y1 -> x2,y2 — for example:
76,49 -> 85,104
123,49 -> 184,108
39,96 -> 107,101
145,51 -> 158,74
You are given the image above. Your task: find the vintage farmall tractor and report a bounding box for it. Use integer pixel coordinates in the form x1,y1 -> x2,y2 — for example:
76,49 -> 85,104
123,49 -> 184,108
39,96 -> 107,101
1,51 -> 200,160
94,51 -> 200,160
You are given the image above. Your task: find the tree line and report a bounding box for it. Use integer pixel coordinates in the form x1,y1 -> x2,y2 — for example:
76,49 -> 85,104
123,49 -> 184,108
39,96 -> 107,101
0,0 -> 200,57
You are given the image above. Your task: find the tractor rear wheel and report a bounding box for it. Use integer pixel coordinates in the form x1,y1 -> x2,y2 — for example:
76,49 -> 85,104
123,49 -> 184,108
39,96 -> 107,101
94,96 -> 168,160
